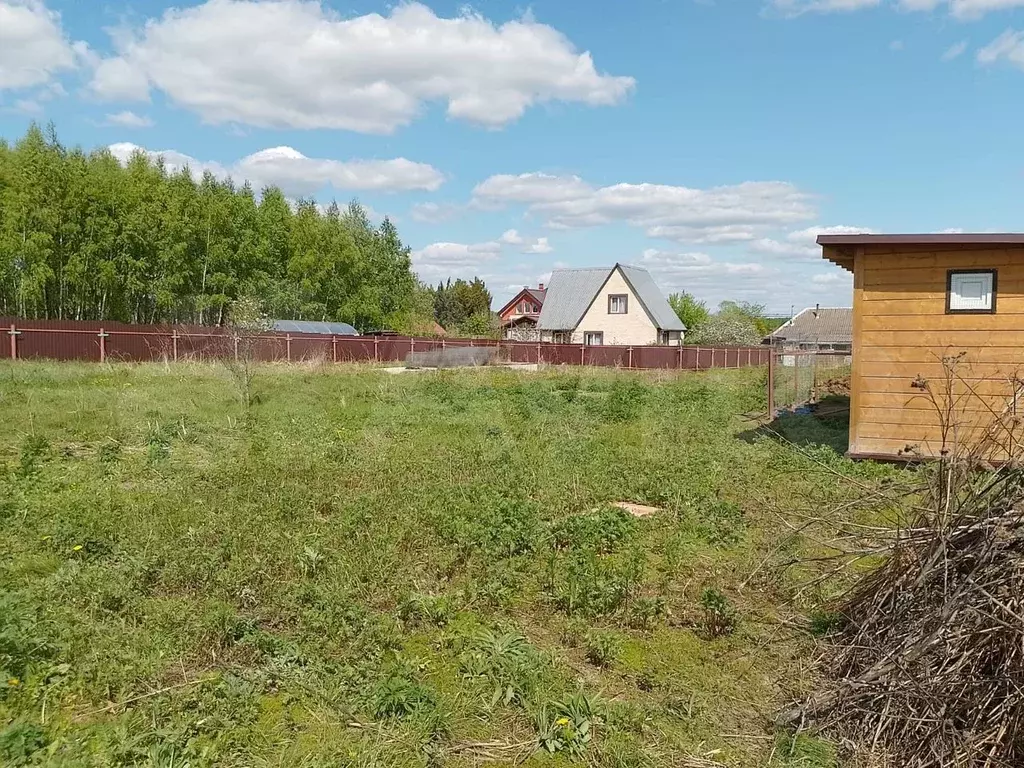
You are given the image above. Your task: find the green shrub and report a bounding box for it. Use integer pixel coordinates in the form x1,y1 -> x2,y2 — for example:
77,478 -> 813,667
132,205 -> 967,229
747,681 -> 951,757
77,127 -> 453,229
551,548 -> 629,618
17,435 -> 48,478
532,690 -> 605,756
627,597 -> 666,630
585,630 -> 622,667
604,379 -> 648,423
370,670 -> 438,720
552,506 -> 635,554
700,588 -> 736,638
398,593 -> 453,627
0,720 -> 47,766
457,629 -> 548,707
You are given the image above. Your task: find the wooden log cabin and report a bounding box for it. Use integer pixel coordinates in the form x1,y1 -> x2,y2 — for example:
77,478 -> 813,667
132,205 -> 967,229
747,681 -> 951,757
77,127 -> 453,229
818,233 -> 1024,461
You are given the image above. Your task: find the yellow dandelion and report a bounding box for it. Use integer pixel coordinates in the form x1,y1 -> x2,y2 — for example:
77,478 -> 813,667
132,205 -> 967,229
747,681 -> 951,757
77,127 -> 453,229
72,545 -> 83,552
556,717 -> 569,726
40,535 -> 51,541
7,678 -> 20,687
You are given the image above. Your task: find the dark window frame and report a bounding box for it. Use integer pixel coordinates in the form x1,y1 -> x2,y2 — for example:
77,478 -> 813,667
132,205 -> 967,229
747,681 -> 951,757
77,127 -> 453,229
946,269 -> 997,315
607,294 -> 628,314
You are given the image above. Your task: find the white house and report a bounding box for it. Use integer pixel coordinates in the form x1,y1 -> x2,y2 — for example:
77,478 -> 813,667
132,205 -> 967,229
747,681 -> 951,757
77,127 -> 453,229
537,264 -> 686,346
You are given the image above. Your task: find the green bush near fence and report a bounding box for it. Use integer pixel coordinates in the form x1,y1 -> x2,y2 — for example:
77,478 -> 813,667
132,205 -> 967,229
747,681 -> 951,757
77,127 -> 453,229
0,361 -> 876,766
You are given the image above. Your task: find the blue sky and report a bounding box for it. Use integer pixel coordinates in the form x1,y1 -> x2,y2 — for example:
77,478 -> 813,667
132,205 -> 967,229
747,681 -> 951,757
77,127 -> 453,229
3,0 -> 1024,312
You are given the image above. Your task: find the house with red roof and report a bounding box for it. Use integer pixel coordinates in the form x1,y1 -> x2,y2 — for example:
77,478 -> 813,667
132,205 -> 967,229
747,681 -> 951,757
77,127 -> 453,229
498,283 -> 546,340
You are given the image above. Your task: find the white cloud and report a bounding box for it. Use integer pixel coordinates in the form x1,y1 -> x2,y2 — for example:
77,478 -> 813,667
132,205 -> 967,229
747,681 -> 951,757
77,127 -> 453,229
88,0 -> 634,133
942,40 -> 969,60
411,202 -> 463,223
978,29 -> 1024,67
0,0 -> 78,90
103,110 -> 154,128
108,142 -> 229,179
13,98 -> 42,114
770,0 -> 881,16
948,0 -> 1024,19
889,39 -> 905,51
636,248 -> 779,304
776,0 -> 1024,17
411,240 -> 502,280
499,228 -> 552,253
524,236 -> 553,254
750,224 -> 878,260
107,142 -> 444,197
473,173 -> 816,243
811,272 -> 851,285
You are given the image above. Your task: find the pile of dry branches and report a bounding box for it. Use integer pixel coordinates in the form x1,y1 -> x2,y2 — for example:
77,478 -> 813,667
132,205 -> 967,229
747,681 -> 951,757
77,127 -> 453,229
788,459 -> 1024,767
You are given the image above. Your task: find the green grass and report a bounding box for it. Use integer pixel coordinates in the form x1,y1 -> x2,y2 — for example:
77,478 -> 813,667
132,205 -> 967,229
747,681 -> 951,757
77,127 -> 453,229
0,361 -> 882,767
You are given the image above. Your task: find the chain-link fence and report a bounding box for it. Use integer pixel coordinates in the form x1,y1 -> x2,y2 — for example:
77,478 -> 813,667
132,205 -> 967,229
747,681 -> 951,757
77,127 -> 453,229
768,348 -> 851,417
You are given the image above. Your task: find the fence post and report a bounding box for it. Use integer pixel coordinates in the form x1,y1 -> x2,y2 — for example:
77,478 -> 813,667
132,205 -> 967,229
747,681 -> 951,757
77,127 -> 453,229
678,344 -> 683,370
172,330 -> 179,362
410,337 -> 415,356
234,336 -> 239,362
767,348 -> 776,419
441,338 -> 446,350
628,346 -> 633,369
285,333 -> 291,362
8,323 -> 20,360
795,352 -> 801,408
536,341 -> 541,365
580,344 -> 585,366
98,328 -> 108,363
332,335 -> 337,363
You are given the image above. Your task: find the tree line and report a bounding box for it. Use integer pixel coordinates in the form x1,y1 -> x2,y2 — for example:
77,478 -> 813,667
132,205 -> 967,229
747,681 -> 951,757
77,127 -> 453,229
669,293 -> 786,345
432,277 -> 496,337
0,123 -> 436,332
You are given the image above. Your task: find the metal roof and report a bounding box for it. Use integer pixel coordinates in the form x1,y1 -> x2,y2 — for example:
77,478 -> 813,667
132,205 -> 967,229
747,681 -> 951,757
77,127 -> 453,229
525,287 -> 547,304
272,319 -> 359,336
537,264 -> 685,332
619,265 -> 686,331
537,268 -> 609,330
818,233 -> 1024,246
766,307 -> 852,344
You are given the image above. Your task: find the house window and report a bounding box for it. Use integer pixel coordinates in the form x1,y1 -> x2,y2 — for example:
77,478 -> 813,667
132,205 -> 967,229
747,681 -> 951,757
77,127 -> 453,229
608,294 -> 628,314
947,270 -> 996,314
584,332 -> 604,346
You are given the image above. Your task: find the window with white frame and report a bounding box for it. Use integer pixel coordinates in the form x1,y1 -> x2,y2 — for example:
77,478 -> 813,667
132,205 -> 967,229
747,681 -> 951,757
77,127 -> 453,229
608,294 -> 628,314
584,332 -> 604,346
947,270 -> 996,314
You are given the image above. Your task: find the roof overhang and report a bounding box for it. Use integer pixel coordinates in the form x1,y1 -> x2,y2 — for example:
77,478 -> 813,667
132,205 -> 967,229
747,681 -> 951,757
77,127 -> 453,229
818,233 -> 1024,273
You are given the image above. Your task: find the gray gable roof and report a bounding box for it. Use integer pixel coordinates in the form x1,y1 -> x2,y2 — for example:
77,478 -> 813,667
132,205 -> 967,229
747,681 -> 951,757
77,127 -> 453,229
619,265 -> 686,332
537,264 -> 686,332
766,307 -> 851,344
272,319 -> 359,336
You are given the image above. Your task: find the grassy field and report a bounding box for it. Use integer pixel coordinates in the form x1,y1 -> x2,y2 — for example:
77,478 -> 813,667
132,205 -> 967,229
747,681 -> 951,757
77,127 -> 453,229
0,361 -> 892,767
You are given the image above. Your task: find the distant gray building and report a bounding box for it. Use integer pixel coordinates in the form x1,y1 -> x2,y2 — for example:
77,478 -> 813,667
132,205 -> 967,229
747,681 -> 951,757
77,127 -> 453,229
765,306 -> 851,352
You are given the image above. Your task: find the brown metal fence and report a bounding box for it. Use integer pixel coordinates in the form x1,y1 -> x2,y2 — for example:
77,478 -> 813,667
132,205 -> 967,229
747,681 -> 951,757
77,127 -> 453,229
1,318 -> 773,371
767,348 -> 852,418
